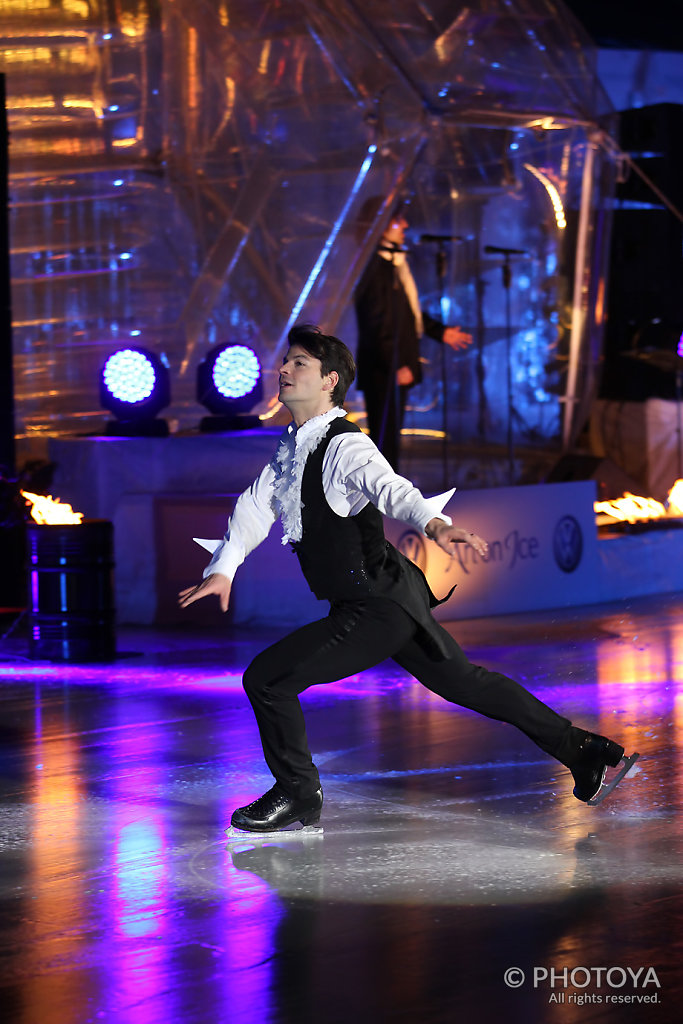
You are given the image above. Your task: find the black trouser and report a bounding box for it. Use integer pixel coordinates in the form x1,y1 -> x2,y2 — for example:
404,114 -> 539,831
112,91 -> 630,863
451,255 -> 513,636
242,598 -> 572,799
363,374 -> 408,468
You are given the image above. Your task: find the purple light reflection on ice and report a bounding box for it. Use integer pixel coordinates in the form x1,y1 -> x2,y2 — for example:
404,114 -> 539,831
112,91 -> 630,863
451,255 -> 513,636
95,942 -> 176,1023
33,682 -> 43,741
0,661 -> 245,693
114,817 -> 168,939
0,660 -> 396,700
111,765 -> 169,945
94,714 -> 177,1023
220,828 -> 284,1023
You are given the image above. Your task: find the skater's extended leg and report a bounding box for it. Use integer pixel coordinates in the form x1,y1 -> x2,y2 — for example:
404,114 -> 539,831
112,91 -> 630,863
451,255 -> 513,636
393,630 -> 571,758
393,626 -> 638,803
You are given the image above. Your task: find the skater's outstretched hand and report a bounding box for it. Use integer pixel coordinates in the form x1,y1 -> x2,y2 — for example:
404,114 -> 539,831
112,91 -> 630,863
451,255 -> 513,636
178,573 -> 231,612
425,519 -> 489,559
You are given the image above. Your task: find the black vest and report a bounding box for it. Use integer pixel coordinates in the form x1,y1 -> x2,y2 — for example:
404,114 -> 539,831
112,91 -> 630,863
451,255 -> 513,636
291,417 -> 453,660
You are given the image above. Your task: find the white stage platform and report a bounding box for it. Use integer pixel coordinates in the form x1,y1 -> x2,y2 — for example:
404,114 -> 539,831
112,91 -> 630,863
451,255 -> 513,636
590,398 -> 683,503
48,433 -> 683,627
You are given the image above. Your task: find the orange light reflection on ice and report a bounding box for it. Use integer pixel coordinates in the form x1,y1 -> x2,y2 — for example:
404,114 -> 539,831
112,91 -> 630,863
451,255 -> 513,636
24,731 -> 85,1024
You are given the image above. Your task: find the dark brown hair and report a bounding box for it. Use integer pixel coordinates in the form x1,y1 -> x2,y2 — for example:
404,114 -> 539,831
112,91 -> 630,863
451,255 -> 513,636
287,324 -> 356,406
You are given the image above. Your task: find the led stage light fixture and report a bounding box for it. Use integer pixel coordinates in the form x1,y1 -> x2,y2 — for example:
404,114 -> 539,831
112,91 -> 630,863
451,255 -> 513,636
197,343 -> 263,431
100,347 -> 170,436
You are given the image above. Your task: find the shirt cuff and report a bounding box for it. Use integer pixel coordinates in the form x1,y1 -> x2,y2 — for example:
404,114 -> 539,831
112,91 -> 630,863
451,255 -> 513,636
196,538 -> 242,582
414,488 -> 455,534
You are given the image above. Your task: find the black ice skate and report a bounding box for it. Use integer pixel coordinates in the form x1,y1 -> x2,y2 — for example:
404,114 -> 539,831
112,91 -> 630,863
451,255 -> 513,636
565,729 -> 640,805
226,783 -> 324,839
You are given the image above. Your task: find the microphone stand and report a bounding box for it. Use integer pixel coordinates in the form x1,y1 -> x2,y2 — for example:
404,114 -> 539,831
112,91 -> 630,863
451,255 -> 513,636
420,235 -> 463,489
437,242 -> 448,488
503,253 -> 514,485
484,244 -> 527,486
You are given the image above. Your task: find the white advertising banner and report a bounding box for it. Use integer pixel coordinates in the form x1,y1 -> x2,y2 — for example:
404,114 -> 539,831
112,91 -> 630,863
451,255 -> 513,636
384,481 -> 600,620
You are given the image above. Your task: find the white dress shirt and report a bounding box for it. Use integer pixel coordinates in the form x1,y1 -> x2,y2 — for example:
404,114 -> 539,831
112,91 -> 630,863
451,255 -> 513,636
198,407 -> 454,582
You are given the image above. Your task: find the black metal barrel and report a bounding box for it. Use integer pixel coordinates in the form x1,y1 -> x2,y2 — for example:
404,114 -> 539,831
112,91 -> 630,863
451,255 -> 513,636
26,520 -> 116,662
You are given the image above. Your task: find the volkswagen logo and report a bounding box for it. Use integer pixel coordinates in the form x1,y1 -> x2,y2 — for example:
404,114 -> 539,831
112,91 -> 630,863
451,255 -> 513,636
553,515 -> 583,573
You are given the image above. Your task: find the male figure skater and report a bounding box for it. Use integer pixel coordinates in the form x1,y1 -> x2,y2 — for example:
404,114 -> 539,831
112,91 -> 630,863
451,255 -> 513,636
179,325 -> 638,834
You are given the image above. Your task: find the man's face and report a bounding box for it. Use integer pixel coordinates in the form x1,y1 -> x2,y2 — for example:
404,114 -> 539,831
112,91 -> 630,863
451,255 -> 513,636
382,212 -> 408,247
278,344 -> 333,411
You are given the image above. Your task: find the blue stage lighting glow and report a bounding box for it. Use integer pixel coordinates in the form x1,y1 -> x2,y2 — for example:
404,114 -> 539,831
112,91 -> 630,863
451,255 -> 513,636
103,349 -> 157,404
196,342 -> 263,427
212,345 -> 261,399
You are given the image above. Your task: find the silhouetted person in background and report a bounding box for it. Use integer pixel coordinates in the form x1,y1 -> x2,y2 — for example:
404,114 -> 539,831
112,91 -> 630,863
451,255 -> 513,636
354,197 -> 472,467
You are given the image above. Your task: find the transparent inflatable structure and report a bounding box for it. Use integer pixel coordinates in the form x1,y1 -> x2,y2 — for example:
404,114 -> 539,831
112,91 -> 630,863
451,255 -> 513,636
2,0 -> 616,460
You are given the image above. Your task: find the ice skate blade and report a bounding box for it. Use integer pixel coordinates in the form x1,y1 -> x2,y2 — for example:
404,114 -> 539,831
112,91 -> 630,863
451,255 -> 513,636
225,824 -> 324,841
587,752 -> 640,806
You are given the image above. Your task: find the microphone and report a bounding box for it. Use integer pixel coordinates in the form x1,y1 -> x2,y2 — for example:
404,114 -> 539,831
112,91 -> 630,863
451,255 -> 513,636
420,233 -> 464,243
484,244 -> 527,255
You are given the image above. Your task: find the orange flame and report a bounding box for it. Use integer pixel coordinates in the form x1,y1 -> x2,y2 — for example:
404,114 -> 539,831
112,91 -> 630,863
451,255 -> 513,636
595,479 -> 683,524
21,491 -> 83,525
668,479 -> 683,516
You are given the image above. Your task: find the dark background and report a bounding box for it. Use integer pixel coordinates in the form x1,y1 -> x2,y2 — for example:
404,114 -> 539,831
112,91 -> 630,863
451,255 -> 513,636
565,1 -> 679,52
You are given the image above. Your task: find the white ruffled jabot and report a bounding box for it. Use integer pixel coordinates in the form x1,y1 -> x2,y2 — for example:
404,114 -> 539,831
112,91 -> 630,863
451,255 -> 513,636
271,407 -> 347,544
